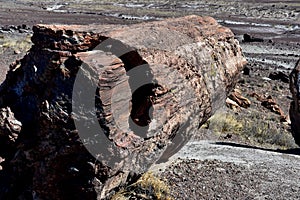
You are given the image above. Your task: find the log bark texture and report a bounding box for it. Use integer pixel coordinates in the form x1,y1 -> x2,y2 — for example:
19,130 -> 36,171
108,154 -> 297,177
290,59 -> 300,146
0,15 -> 246,199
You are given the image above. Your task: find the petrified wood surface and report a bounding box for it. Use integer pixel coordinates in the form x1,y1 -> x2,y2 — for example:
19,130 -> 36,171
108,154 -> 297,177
0,15 -> 246,199
290,59 -> 300,146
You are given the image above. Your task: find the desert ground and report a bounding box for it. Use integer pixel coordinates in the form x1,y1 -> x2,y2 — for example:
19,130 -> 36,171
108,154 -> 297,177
0,0 -> 300,199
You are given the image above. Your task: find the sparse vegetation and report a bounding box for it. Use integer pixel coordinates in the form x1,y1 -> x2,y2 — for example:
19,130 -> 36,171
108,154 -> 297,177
111,172 -> 173,200
0,34 -> 32,54
204,109 -> 297,149
205,111 -> 243,134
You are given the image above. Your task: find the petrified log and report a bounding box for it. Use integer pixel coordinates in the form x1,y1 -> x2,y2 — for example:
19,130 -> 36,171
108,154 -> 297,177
228,89 -> 251,109
250,92 -> 286,121
290,59 -> 300,145
0,15 -> 246,199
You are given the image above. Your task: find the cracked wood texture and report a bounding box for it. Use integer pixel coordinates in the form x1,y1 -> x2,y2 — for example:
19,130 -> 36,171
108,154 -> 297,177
290,59 -> 300,146
0,15 -> 246,199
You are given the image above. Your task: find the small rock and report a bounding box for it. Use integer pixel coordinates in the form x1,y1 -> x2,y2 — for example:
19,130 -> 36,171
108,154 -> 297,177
238,79 -> 246,84
243,33 -> 264,42
18,29 -> 29,33
228,89 -> 251,109
14,49 -> 21,54
223,133 -> 232,139
262,77 -> 272,81
243,66 -> 250,75
261,95 -> 285,117
269,71 -> 289,83
226,97 -> 240,111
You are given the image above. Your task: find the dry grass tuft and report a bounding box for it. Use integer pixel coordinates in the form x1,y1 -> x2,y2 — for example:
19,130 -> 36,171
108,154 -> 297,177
204,110 -> 297,149
111,172 -> 173,200
0,34 -> 32,54
206,112 -> 243,134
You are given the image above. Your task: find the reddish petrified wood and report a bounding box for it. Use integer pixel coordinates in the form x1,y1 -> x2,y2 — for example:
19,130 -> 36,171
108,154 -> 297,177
290,59 -> 300,145
0,15 -> 246,199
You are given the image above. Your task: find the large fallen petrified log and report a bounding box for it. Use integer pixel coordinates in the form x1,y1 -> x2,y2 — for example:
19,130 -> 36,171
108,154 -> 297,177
0,15 -> 246,199
290,59 -> 300,146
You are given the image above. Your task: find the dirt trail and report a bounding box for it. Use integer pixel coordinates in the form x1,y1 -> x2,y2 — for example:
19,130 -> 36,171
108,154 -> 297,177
153,140 -> 300,169
152,140 -> 300,199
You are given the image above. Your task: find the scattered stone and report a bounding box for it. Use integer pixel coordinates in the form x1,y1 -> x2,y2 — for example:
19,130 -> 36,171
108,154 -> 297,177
228,89 -> 251,109
251,93 -> 286,121
262,77 -> 272,81
161,159 -> 265,200
0,24 -> 32,34
261,96 -> 285,116
226,97 -> 240,111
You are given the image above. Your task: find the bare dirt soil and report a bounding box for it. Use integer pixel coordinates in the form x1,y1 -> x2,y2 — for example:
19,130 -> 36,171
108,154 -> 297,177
154,140 -> 300,199
0,0 -> 300,199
